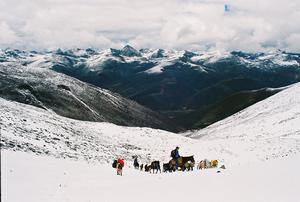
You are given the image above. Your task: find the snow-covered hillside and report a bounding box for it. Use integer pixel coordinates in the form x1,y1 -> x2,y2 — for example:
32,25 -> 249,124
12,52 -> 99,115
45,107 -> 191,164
0,62 -> 177,131
1,81 -> 300,202
1,82 -> 300,166
185,82 -> 300,163
0,97 -> 195,164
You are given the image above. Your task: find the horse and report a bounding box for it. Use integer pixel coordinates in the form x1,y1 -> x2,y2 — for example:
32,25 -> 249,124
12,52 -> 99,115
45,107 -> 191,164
197,160 -> 205,169
210,160 -> 218,168
163,163 -> 172,172
197,159 -> 218,169
150,161 -> 161,174
169,156 -> 195,171
184,161 -> 195,171
144,164 -> 151,172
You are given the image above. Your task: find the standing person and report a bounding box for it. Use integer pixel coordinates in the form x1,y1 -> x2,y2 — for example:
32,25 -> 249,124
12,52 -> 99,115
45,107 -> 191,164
140,164 -> 144,171
116,158 -> 125,176
133,156 -> 139,169
171,146 -> 180,170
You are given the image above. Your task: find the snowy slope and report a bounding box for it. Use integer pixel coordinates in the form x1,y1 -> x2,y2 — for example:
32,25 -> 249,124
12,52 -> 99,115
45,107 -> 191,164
0,97 -> 195,164
0,62 -> 177,131
1,82 -> 300,166
1,82 -> 300,202
185,82 -> 300,164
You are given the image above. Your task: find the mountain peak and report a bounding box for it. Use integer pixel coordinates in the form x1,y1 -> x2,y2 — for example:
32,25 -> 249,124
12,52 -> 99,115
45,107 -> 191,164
150,49 -> 165,58
120,45 -> 141,57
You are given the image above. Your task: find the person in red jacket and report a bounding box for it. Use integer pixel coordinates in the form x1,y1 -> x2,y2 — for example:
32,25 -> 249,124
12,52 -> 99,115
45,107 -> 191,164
116,159 -> 125,176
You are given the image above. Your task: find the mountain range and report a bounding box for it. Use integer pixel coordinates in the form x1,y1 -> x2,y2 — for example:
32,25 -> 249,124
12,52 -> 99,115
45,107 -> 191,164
1,48 -> 300,202
1,46 -> 300,131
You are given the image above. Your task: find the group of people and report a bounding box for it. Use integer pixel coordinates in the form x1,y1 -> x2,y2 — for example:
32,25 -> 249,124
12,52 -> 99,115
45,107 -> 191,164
113,146 -> 223,175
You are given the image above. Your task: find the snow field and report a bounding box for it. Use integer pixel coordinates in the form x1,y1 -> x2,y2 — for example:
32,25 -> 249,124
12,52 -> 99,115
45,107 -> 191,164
2,150 -> 300,202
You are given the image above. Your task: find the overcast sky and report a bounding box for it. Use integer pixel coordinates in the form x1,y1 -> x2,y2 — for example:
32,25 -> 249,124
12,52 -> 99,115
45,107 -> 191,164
1,0 -> 300,52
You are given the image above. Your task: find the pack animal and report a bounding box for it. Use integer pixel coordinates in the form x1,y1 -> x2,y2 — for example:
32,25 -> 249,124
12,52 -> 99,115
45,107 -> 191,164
169,156 -> 195,171
150,161 -> 161,174
184,161 -> 195,171
197,160 -> 205,169
210,160 -> 218,168
163,163 -> 172,172
144,164 -> 151,172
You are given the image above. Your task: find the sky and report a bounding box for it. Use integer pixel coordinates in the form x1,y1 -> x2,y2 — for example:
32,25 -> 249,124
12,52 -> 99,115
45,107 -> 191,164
0,0 -> 300,52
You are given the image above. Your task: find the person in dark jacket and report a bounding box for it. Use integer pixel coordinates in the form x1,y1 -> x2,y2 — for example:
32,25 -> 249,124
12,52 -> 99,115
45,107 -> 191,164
133,156 -> 139,169
171,146 -> 180,170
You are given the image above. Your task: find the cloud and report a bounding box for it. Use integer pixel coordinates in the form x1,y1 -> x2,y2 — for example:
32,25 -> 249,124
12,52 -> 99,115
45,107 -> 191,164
0,21 -> 19,46
0,0 -> 300,52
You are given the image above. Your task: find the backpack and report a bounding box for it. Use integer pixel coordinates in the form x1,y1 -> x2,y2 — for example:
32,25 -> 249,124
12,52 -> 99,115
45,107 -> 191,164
112,160 -> 117,168
170,150 -> 176,158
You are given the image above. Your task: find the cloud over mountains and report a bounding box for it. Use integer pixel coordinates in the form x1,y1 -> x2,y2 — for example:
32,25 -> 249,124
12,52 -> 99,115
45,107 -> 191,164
1,0 -> 300,51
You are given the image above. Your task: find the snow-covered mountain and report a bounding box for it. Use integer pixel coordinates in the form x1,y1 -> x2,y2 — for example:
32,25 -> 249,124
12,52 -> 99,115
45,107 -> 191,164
184,82 -> 300,163
0,97 -> 194,164
1,47 -> 300,73
0,62 -> 178,131
1,82 -> 300,165
1,46 -> 300,130
1,81 -> 300,202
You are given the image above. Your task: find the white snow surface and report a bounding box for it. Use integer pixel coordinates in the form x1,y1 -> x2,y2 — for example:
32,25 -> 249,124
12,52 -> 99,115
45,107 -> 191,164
184,82 -> 300,163
191,50 -> 231,63
1,82 -> 300,202
2,150 -> 300,202
144,60 -> 174,74
0,97 -> 196,164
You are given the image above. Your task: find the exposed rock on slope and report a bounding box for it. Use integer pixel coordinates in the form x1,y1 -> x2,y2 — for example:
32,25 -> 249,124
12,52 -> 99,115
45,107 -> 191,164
0,64 -> 179,131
